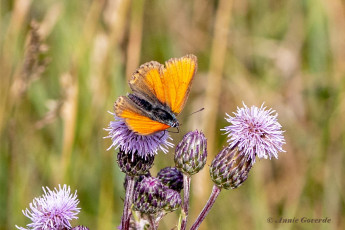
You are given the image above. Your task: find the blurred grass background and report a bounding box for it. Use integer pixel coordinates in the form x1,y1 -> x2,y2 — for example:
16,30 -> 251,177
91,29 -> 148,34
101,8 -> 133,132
1,0 -> 345,229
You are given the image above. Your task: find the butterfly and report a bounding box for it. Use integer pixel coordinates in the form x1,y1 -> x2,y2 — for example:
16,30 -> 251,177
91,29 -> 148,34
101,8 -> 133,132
114,54 -> 197,135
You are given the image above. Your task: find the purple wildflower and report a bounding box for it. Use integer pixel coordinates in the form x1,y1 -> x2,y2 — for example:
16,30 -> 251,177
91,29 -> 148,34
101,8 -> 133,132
104,113 -> 173,158
223,103 -> 285,163
16,184 -> 80,230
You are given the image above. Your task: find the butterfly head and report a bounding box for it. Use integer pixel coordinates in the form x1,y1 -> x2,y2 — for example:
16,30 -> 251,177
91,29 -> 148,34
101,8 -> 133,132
171,119 -> 179,128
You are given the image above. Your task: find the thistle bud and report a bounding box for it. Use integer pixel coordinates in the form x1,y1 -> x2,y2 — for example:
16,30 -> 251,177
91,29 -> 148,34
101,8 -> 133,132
117,150 -> 154,177
133,177 -> 166,214
162,188 -> 182,212
210,146 -> 253,189
175,130 -> 207,175
157,167 -> 183,192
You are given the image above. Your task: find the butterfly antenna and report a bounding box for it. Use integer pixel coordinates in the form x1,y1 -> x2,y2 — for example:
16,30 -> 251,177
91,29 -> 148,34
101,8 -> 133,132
167,109 -> 204,135
188,107 -> 205,117
179,108 -> 204,127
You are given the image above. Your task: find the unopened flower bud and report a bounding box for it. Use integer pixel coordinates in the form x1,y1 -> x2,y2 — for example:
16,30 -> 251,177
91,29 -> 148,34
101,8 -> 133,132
175,130 -> 207,175
117,150 -> 154,177
133,177 -> 166,214
210,146 -> 253,189
162,188 -> 182,212
157,167 -> 183,192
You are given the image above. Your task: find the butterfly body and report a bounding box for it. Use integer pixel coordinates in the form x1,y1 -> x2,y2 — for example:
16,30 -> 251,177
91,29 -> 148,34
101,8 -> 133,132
127,93 -> 179,128
114,54 -> 197,135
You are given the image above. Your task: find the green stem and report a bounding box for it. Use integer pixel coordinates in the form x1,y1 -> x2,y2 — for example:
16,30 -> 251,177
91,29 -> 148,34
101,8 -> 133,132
181,175 -> 191,230
190,185 -> 221,230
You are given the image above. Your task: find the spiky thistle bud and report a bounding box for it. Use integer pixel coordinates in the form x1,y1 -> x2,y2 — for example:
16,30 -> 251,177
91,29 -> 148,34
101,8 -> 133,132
210,146 -> 253,189
157,167 -> 183,192
117,150 -> 154,177
162,188 -> 182,212
133,177 -> 166,214
175,130 -> 207,176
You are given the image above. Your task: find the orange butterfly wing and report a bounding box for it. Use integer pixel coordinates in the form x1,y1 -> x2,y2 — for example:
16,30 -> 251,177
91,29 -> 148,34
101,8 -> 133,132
129,54 -> 197,114
162,54 -> 197,114
129,61 -> 166,105
114,96 -> 169,135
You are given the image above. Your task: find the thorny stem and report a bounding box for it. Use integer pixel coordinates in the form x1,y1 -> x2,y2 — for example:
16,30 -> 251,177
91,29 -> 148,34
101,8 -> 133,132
190,185 -> 221,230
122,176 -> 136,230
180,175 -> 191,230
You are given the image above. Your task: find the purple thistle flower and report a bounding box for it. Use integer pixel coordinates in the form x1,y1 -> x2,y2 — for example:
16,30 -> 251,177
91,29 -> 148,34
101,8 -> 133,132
16,184 -> 80,230
222,103 -> 285,163
104,113 -> 173,158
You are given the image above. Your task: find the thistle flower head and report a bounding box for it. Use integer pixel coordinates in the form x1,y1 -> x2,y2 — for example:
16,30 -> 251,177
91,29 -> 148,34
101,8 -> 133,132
117,150 -> 154,177
157,167 -> 183,192
16,185 -> 80,230
105,113 -> 173,158
223,103 -> 285,163
133,177 -> 166,214
210,146 -> 253,189
175,130 -> 207,175
162,189 -> 181,212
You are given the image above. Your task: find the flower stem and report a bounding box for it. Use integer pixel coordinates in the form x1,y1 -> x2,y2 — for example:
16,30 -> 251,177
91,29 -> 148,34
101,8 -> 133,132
181,175 -> 191,230
122,175 -> 135,230
148,214 -> 157,230
190,185 -> 221,230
